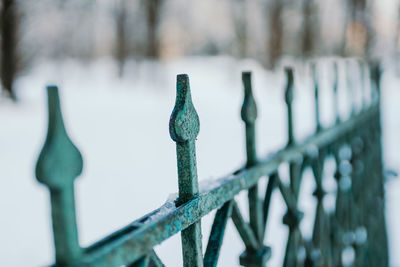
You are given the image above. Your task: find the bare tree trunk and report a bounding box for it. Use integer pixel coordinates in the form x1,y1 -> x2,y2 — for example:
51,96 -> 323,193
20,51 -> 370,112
268,0 -> 283,69
1,0 -> 18,100
115,0 -> 127,77
302,0 -> 317,57
363,1 -> 373,59
344,0 -> 372,58
231,0 -> 247,58
394,6 -> 400,74
144,0 -> 163,59
267,0 -> 283,69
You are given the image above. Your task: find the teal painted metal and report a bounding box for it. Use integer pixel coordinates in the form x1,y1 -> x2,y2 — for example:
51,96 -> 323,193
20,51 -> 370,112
240,72 -> 271,267
35,59 -> 388,267
333,62 -> 340,124
170,74 -> 203,267
204,201 -> 233,267
36,85 -> 83,266
284,67 -> 295,147
312,63 -> 322,133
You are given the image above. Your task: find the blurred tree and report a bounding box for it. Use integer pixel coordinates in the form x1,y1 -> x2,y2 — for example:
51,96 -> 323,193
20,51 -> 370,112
344,0 -> 373,58
1,0 -> 19,100
115,0 -> 128,76
395,5 -> 400,73
142,0 -> 164,59
231,0 -> 247,58
302,0 -> 319,57
267,0 -> 283,69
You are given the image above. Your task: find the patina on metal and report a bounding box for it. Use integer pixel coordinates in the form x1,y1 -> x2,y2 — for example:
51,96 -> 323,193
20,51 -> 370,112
35,59 -> 388,267
169,74 -> 203,267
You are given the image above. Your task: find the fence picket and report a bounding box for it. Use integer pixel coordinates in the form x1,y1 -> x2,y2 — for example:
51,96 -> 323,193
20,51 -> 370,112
35,86 -> 83,265
169,74 -> 203,267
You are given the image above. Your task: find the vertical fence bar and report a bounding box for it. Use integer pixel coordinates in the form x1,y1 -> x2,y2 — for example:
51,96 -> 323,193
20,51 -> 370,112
169,74 -> 203,267
239,72 -> 270,267
282,68 -> 305,267
347,60 -> 357,116
312,63 -> 322,132
370,62 -> 382,103
35,86 -> 83,265
310,149 -> 332,266
284,68 -> 302,195
285,68 -> 295,147
368,63 -> 389,266
359,60 -> 367,110
241,72 -> 258,168
241,72 -> 262,242
333,61 -> 340,124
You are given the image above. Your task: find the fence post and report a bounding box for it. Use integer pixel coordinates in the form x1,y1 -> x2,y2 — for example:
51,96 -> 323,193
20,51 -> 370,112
169,74 -> 204,267
346,60 -> 357,116
285,68 -> 295,147
333,62 -> 340,124
368,63 -> 389,266
239,72 -> 270,267
370,62 -> 382,103
35,86 -> 83,265
241,72 -> 262,238
359,60 -> 367,110
312,63 -> 322,133
282,68 -> 304,267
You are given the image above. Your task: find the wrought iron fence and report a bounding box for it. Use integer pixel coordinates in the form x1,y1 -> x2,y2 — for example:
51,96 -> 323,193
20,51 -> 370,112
35,59 -> 388,267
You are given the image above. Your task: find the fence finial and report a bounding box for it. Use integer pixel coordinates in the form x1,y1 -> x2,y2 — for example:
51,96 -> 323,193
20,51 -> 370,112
285,67 -> 295,147
241,72 -> 258,124
169,74 -> 203,267
370,62 -> 382,102
36,86 -> 83,187
241,71 -> 258,167
35,85 -> 82,264
169,74 -> 200,204
169,74 -> 200,143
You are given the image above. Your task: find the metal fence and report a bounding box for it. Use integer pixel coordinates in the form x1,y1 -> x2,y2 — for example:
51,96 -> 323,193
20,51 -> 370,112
35,59 -> 388,267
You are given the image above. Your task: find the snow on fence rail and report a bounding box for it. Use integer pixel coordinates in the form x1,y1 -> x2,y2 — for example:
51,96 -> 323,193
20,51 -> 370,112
34,59 -> 388,267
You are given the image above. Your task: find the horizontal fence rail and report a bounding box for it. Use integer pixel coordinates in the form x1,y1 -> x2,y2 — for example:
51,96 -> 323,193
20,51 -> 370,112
35,59 -> 388,267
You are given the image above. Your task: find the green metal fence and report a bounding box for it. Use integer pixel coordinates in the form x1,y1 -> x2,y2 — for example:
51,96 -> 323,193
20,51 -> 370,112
35,59 -> 388,267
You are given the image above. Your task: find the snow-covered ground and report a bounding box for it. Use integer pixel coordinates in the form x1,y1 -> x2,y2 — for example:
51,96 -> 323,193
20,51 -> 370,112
0,56 -> 398,266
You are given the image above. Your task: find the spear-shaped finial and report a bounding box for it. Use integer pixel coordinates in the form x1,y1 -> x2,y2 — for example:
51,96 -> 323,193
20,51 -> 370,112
169,74 -> 203,267
35,85 -> 83,265
241,72 -> 258,167
285,67 -> 295,147
369,62 -> 382,103
169,74 -> 200,203
169,74 -> 200,144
